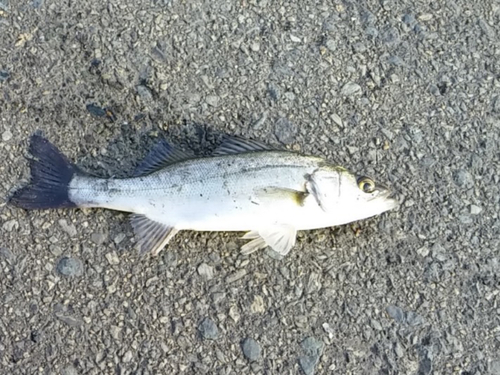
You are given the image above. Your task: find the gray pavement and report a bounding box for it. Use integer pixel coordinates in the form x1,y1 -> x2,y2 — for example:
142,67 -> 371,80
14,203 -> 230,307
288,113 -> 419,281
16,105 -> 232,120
1,0 -> 500,374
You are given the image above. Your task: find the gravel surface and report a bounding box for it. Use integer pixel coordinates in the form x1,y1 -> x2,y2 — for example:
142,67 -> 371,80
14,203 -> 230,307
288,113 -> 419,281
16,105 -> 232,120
1,0 -> 500,374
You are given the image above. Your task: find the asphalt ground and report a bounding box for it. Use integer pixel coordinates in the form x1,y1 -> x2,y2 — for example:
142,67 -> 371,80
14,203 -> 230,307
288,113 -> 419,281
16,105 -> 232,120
1,0 -> 499,374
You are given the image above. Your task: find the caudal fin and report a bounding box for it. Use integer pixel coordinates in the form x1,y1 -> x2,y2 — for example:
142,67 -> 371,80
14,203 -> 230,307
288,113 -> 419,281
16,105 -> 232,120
9,134 -> 78,209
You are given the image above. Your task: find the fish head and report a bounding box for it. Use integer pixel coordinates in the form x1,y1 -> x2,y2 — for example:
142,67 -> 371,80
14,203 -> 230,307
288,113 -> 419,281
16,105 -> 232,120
306,165 -> 397,224
334,169 -> 398,222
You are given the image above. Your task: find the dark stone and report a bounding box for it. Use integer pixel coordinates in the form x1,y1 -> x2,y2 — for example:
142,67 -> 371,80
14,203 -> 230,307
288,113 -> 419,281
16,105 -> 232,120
241,337 -> 261,361
86,103 -> 106,117
198,317 -> 219,340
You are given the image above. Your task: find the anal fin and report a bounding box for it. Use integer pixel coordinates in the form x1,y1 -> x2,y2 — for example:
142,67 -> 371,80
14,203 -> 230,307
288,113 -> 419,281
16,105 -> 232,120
240,224 -> 297,256
130,214 -> 178,256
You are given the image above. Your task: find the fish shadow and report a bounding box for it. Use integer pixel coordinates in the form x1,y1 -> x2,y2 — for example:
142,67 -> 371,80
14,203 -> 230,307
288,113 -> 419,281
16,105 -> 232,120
76,121 -> 226,179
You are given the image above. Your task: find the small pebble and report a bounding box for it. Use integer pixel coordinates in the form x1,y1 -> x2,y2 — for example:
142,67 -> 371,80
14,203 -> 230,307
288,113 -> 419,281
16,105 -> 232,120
205,95 -> 219,107
251,112 -> 268,130
197,263 -> 214,280
299,356 -> 318,375
58,219 -> 77,237
325,39 -> 336,52
122,350 -> 133,363
2,219 -> 18,232
113,233 -> 126,244
32,0 -> 44,9
0,247 -> 15,263
211,292 -> 225,304
470,205 -> 482,215
0,70 -> 10,82
250,295 -> 265,313
55,314 -> 83,327
268,83 -> 280,100
60,366 -> 78,375
453,169 -> 473,188
341,82 -> 362,96
406,311 -> 425,326
91,232 -> 107,245
57,257 -> 83,277
229,305 -> 240,323
136,85 -> 153,102
386,305 -> 405,323
198,317 -> 219,340
353,42 -> 366,53
402,14 -> 416,27
274,117 -> 297,144
2,129 -> 12,142
241,337 -> 261,361
299,337 -> 323,375
322,323 -> 335,339
371,319 -> 383,331
226,269 -> 247,283
331,113 -> 343,127
250,42 -> 260,52
105,251 -> 120,265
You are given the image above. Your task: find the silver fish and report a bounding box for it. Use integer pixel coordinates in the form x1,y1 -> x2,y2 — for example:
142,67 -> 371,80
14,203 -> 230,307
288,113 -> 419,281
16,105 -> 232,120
9,134 -> 397,256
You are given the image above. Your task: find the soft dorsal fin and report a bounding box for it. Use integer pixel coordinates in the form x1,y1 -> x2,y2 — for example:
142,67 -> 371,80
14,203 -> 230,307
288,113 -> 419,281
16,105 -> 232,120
212,135 -> 273,156
133,140 -> 193,177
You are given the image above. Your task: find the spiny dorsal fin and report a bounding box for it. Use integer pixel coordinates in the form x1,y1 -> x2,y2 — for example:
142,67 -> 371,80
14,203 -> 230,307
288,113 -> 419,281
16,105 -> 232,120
133,140 -> 193,177
130,214 -> 178,256
212,135 -> 273,156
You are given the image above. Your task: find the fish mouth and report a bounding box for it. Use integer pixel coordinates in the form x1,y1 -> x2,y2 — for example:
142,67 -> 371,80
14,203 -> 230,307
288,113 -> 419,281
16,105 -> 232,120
385,194 -> 398,210
372,186 -> 398,210
379,191 -> 398,210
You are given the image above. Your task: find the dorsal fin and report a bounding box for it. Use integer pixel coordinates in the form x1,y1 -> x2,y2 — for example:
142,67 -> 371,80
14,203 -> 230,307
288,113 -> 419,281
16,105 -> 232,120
212,135 -> 273,156
133,140 -> 193,177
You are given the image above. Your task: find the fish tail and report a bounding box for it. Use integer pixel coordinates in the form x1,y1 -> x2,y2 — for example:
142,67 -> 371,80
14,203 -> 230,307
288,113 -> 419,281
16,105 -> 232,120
9,134 -> 79,209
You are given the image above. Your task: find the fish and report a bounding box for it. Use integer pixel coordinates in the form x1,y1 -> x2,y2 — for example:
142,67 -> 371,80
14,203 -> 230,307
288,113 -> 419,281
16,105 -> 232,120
9,133 -> 397,257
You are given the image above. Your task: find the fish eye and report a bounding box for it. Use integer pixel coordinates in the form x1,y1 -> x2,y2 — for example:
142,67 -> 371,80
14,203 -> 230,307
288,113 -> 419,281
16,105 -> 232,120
357,177 -> 376,193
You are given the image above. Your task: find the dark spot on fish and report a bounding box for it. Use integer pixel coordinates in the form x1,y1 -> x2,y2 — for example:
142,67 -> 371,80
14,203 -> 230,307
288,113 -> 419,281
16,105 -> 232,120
251,200 -> 259,205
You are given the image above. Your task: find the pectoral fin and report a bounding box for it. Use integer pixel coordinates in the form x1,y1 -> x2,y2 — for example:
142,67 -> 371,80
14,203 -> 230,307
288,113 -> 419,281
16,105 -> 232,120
253,186 -> 308,206
241,224 -> 297,256
130,214 -> 178,256
305,169 -> 340,212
